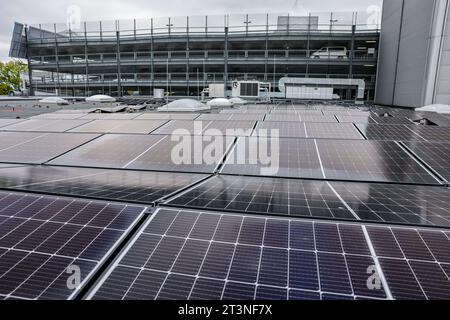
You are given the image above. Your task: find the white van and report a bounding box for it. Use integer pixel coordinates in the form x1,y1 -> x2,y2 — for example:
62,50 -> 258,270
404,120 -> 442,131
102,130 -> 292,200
311,47 -> 348,59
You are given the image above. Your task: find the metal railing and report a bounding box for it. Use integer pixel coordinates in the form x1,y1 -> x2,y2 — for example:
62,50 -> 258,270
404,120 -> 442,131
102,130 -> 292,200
26,12 -> 381,44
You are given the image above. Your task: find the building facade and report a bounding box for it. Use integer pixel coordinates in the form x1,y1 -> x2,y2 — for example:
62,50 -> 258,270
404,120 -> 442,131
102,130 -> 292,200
10,12 -> 380,100
375,0 -> 450,108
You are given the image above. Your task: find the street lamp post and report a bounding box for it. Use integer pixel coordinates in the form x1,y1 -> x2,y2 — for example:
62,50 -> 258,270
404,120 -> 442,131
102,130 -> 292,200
244,14 -> 252,36
167,18 -> 174,37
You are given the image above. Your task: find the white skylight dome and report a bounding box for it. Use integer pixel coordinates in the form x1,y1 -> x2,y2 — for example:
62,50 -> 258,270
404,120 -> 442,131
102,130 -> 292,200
158,99 -> 210,112
86,95 -> 117,103
228,97 -> 248,106
38,97 -> 70,105
207,98 -> 232,108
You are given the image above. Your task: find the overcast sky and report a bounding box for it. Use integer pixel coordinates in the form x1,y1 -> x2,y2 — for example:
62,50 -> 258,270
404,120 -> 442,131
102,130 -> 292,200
1,0 -> 383,61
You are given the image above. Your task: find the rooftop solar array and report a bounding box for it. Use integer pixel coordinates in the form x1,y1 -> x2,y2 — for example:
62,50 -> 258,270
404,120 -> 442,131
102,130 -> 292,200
126,135 -> 233,173
167,175 -> 450,228
316,139 -> 440,185
197,114 -> 232,121
254,122 -> 308,138
69,120 -> 168,134
265,114 -> 302,122
0,119 -> 26,128
167,175 -> 356,219
221,137 -> 324,179
228,114 -> 266,121
87,208 -> 450,300
305,123 -> 363,140
403,141 -> 450,183
406,126 -> 450,142
134,113 -> 200,121
370,115 -> 413,125
300,115 -> 338,123
1,102 -> 450,300
203,121 -> 256,137
151,120 -> 210,135
336,115 -> 376,124
0,165 -> 208,205
31,113 -> 87,120
329,181 -> 450,227
356,124 -> 425,141
49,134 -> 166,169
1,119 -> 92,133
79,113 -> 140,120
0,133 -> 99,164
0,191 -> 146,300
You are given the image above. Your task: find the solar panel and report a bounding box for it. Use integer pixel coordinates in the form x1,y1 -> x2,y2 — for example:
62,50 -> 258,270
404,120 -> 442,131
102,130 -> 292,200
0,191 -> 146,300
126,135 -> 233,173
31,113 -> 87,120
371,116 -> 413,125
134,113 -> 200,121
151,120 -> 211,135
356,124 -> 425,141
367,226 -> 450,300
254,122 -> 307,138
265,114 -> 301,122
0,133 -> 100,165
0,164 -> 24,169
316,139 -> 440,185
1,119 -> 92,133
79,113 -> 140,120
324,111 -> 371,117
220,109 -> 268,114
87,208 -> 400,300
49,134 -> 166,169
296,110 -> 324,116
0,119 -> 26,128
204,121 -> 255,136
329,181 -> 450,227
403,141 -> 450,183
0,132 -> 47,150
0,165 -> 208,205
336,115 -> 377,124
69,120 -> 168,134
270,110 -> 298,115
300,115 -> 338,123
167,175 -> 355,219
228,114 -> 265,121
305,123 -> 363,140
222,137 -> 324,179
406,126 -> 450,142
196,114 -> 232,121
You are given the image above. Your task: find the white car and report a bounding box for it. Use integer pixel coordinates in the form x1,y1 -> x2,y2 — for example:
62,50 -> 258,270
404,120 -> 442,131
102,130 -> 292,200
311,47 -> 348,59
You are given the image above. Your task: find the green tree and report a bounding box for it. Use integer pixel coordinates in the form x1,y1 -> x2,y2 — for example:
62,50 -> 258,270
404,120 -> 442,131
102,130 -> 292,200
0,60 -> 28,95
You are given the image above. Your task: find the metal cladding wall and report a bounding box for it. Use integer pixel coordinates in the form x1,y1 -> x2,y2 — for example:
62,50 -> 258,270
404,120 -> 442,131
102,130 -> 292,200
375,0 -> 404,106
376,0 -> 450,108
435,5 -> 450,104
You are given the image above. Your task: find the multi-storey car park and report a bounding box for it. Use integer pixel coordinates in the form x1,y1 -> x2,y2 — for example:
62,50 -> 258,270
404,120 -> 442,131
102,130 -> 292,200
9,12 -> 380,100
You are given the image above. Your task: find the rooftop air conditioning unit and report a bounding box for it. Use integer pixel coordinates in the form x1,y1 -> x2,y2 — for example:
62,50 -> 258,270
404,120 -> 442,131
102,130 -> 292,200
232,81 -> 260,98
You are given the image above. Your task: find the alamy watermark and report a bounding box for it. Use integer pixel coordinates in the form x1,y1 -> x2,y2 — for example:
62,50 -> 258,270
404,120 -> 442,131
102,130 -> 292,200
367,265 -> 382,291
66,264 -> 82,291
170,122 -> 280,176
